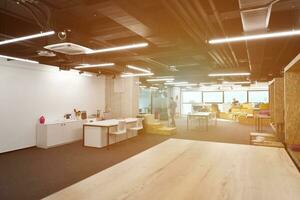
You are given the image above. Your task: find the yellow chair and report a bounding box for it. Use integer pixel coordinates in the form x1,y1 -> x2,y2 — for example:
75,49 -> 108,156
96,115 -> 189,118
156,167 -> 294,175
238,114 -> 271,126
219,112 -> 233,120
259,103 -> 269,110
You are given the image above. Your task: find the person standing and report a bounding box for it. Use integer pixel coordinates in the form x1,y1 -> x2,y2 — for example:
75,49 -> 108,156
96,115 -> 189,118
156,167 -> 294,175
169,97 -> 177,127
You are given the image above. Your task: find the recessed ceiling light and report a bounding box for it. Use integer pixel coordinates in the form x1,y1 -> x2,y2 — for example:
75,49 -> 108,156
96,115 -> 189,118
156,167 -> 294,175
208,72 -> 250,77
0,54 -> 39,64
86,42 -> 148,54
74,63 -> 115,69
0,31 -> 55,46
127,65 -> 151,73
120,72 -> 154,78
209,29 -> 300,44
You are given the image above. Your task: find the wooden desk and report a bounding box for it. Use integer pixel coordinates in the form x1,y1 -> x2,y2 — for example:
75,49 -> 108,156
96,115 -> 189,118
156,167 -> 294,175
83,118 -> 138,149
44,139 -> 300,200
187,112 -> 215,130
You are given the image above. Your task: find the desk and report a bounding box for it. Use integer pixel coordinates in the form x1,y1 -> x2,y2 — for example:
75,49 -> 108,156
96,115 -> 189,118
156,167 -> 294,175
44,139 -> 300,200
83,118 -> 138,148
187,112 -> 216,131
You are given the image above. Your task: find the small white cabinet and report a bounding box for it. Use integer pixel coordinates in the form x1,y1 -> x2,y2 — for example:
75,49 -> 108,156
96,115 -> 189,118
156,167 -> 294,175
37,120 -> 83,149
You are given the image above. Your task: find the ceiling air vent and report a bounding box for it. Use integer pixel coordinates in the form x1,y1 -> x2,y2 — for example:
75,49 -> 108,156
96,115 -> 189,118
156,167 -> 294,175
44,43 -> 92,55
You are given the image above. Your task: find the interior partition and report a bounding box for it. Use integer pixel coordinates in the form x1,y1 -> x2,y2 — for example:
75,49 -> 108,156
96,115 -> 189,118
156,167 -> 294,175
269,78 -> 284,141
285,70 -> 300,145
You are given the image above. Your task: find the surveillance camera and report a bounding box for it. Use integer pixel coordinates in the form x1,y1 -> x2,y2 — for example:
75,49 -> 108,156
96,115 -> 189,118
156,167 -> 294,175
58,31 -> 67,40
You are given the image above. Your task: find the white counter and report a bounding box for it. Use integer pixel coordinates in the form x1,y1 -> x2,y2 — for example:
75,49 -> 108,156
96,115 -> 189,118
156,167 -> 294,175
36,119 -> 96,149
83,118 -> 139,148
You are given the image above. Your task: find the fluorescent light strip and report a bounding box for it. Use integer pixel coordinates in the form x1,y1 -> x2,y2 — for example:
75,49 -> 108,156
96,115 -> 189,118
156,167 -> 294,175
86,42 -> 148,54
209,29 -> 300,44
120,73 -> 154,78
223,81 -> 251,84
0,55 -> 38,64
208,72 -> 250,77
175,83 -> 198,87
127,65 -> 151,73
74,63 -> 115,69
147,78 -> 174,82
150,86 -> 159,90
81,73 -> 93,77
0,31 -> 55,46
164,82 -> 188,85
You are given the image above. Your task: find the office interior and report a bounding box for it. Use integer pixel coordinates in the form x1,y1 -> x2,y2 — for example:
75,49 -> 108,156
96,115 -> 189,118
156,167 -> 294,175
1,0 -> 300,199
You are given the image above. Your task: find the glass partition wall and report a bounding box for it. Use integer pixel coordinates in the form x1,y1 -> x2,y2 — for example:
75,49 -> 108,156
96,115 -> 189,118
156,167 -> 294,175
181,91 -> 202,115
180,88 -> 269,115
139,88 -> 152,114
140,87 -> 269,116
138,88 -> 169,120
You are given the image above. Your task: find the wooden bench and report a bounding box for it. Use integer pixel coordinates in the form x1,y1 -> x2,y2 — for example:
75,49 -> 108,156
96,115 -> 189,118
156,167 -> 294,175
251,140 -> 284,148
250,132 -> 276,139
155,127 -> 177,135
250,132 -> 282,147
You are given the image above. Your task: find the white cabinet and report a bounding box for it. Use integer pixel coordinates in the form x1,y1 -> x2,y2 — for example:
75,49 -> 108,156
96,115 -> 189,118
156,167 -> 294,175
37,120 -> 83,149
65,122 -> 82,142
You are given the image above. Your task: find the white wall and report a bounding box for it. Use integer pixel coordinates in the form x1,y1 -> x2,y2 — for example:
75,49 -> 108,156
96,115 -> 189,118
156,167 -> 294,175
0,60 -> 105,153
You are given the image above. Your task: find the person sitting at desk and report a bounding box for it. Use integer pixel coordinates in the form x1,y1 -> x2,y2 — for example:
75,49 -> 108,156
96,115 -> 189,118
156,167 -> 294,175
232,98 -> 239,106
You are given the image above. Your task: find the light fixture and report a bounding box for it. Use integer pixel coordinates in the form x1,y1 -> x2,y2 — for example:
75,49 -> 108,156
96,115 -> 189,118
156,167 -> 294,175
86,42 -> 148,54
164,82 -> 188,85
139,85 -> 147,88
127,65 -> 151,73
0,54 -> 39,64
120,73 -> 154,78
175,83 -> 198,87
223,81 -> 251,84
74,63 -> 115,69
208,72 -> 250,77
146,78 -> 174,82
80,72 -> 93,77
209,29 -> 300,44
199,82 -> 217,85
0,31 -> 55,46
166,80 -> 174,83
150,86 -> 159,90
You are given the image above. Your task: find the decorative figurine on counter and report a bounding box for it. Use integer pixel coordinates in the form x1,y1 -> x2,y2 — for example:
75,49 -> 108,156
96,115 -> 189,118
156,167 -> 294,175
39,116 -> 45,124
96,109 -> 103,121
74,109 -> 81,119
81,111 -> 87,120
64,114 -> 72,119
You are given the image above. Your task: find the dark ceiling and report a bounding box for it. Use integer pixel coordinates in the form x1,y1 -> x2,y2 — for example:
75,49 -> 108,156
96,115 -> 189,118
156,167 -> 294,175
0,0 -> 300,83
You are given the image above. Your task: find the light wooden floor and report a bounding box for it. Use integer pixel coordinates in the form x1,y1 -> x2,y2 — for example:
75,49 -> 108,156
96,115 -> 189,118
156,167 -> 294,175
45,139 -> 300,200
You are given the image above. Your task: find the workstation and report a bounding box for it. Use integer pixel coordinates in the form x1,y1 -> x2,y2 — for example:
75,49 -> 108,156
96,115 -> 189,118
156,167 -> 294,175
1,0 -> 300,199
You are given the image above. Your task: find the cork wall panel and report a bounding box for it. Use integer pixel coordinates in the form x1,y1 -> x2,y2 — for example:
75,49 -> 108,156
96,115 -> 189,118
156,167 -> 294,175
274,78 -> 284,124
285,72 -> 300,144
269,83 -> 274,123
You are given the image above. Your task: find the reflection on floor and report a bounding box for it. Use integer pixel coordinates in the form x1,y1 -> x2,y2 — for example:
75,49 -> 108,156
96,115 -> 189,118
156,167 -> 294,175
0,118 -> 263,200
